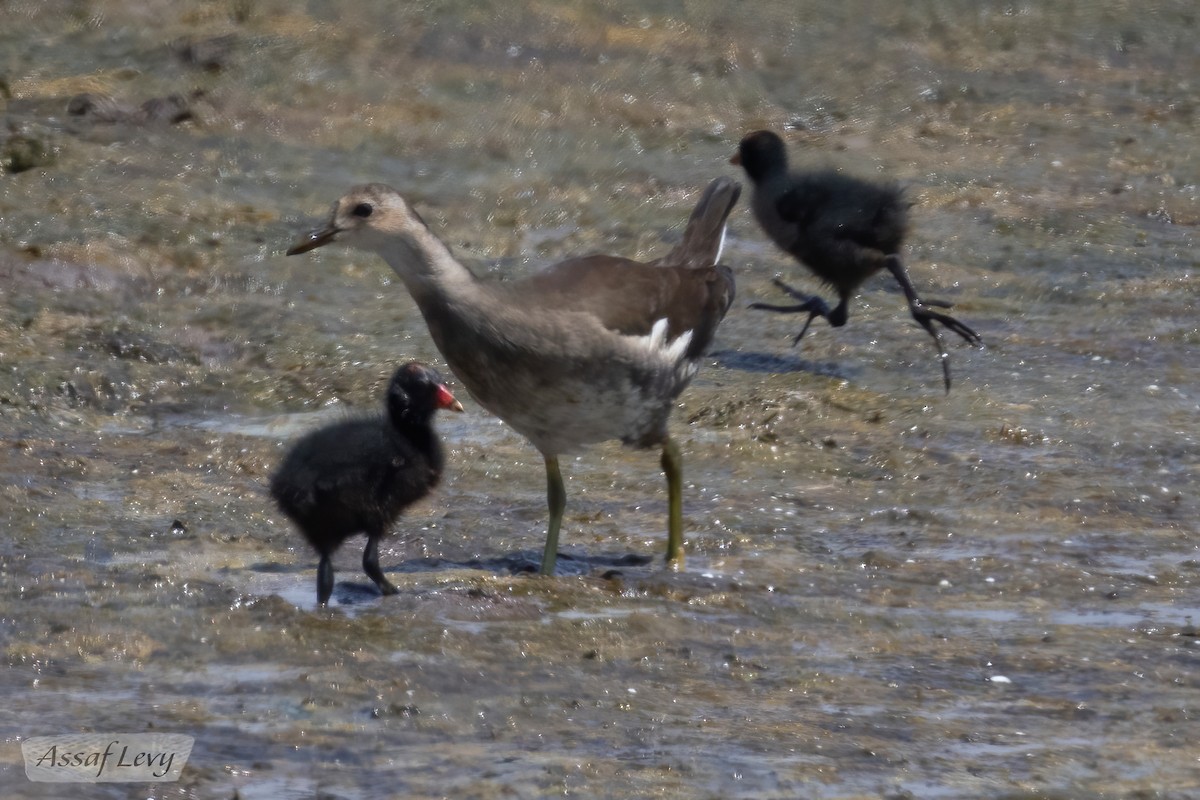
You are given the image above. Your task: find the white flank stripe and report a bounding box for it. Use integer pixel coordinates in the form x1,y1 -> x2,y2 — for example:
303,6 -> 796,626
648,318 -> 669,350
666,329 -> 693,362
637,319 -> 694,364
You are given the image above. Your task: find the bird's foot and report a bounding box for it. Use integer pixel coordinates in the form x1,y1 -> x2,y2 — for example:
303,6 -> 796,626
362,536 -> 399,597
911,303 -> 983,348
748,279 -> 832,345
909,303 -> 983,393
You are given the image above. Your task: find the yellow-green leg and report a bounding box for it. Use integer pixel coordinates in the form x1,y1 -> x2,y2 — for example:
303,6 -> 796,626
661,437 -> 684,567
540,453 -> 566,575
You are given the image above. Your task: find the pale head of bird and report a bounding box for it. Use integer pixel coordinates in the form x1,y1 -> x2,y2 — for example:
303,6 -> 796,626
286,183 -> 429,256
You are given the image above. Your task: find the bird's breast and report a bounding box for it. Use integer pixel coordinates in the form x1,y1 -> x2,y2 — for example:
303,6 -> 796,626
420,300 -> 696,454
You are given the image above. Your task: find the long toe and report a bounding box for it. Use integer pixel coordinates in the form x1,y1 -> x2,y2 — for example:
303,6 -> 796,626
942,314 -> 983,347
907,312 -> 955,393
791,310 -> 822,346
771,278 -> 817,302
939,351 -> 953,394
747,301 -> 817,314
916,306 -> 983,347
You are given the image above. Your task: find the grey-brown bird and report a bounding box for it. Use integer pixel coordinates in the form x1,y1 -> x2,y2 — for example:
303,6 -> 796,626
732,129 -> 981,391
287,178 -> 740,574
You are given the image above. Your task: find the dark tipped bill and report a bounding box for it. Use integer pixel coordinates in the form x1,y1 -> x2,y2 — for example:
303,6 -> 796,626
286,225 -> 338,255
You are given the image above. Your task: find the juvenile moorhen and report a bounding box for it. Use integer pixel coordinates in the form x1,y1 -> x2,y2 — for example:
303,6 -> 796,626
270,362 -> 463,605
287,178 -> 740,574
732,129 -> 981,391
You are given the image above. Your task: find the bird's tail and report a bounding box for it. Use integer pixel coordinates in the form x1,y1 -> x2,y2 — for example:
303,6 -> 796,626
654,177 -> 741,269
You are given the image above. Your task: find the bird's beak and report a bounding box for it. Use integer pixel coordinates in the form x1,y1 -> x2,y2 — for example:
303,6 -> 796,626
436,384 -> 465,413
729,152 -> 742,166
286,224 -> 339,255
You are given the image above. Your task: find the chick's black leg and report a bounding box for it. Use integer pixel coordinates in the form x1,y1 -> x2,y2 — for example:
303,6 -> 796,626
316,554 -> 335,607
883,255 -> 983,393
362,531 -> 399,597
750,278 -> 840,345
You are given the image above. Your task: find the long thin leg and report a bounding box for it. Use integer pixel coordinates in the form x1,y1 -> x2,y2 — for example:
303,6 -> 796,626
661,437 -> 685,568
770,277 -> 829,307
540,453 -> 566,576
363,531 -> 399,596
750,301 -> 824,345
316,554 -> 335,606
883,255 -> 982,393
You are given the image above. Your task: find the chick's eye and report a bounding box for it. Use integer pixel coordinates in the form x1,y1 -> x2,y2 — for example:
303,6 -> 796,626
351,202 -> 373,218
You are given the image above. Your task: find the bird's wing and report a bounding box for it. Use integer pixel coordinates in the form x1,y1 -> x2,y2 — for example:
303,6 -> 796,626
774,183 -> 829,230
524,256 -> 734,357
777,175 -> 908,255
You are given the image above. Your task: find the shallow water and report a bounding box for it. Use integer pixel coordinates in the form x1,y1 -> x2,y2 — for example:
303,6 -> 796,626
1,1 -> 1198,798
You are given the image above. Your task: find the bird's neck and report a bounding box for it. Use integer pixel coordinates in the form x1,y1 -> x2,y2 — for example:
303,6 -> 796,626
390,409 -> 445,464
370,224 -> 497,365
375,224 -> 481,307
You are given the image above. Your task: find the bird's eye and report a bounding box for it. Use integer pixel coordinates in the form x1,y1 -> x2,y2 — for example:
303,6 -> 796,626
351,202 -> 373,218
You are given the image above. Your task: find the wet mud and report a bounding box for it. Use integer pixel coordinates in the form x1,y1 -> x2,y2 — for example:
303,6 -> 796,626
1,1 -> 1198,798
